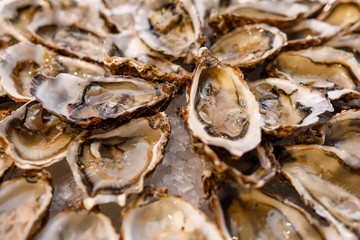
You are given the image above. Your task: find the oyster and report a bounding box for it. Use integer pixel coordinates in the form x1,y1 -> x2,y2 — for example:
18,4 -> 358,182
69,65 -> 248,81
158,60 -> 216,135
317,109 -> 360,167
249,78 -> 334,137
103,30 -> 191,90
0,172 -> 52,240
0,42 -> 105,102
210,24 -> 287,68
0,15 -> 27,50
280,145 -> 360,238
209,184 -> 342,240
31,73 -> 174,128
186,48 -> 263,157
26,1 -> 109,62
326,32 -> 360,55
0,101 -> 81,169
267,46 -> 360,96
121,187 -> 225,240
209,0 -> 325,35
35,208 -> 119,240
199,142 -> 278,188
67,113 -> 170,208
317,0 -> 360,29
134,0 -> 203,63
283,19 -> 341,48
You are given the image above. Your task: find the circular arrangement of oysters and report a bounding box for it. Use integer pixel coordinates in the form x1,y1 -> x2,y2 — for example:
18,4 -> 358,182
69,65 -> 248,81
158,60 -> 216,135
1,0 -> 360,239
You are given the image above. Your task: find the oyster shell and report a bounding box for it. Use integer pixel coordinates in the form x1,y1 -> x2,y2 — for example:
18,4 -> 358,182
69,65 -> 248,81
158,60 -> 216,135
317,0 -> 360,29
317,109 -> 360,167
0,143 -> 13,178
186,48 -> 263,157
249,78 -> 334,137
280,145 -> 360,238
209,0 -> 325,35
0,42 -> 105,102
0,172 -> 52,240
267,46 -> 360,97
0,101 -> 81,169
283,19 -> 341,48
209,184 -> 341,240
67,113 -> 170,208
35,208 -> 119,240
26,1 -> 109,62
103,30 -> 191,90
121,187 -> 225,240
134,0 -> 203,63
31,73 -> 174,128
210,24 -> 287,68
0,15 -> 27,50
325,32 -> 360,55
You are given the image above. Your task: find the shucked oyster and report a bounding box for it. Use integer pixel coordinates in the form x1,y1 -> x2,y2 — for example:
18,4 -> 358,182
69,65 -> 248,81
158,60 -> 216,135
103,30 -> 191,90
186,48 -> 263,157
209,0 -> 325,35
0,101 -> 81,169
210,24 -> 287,68
26,0 -> 109,62
280,145 -> 360,238
121,187 -> 225,240
35,208 -> 119,240
31,73 -> 174,128
0,172 -> 52,240
134,0 -> 203,63
267,46 -> 360,99
209,183 -> 342,240
249,78 -> 333,137
0,42 -> 105,102
67,113 -> 170,208
0,15 -> 27,50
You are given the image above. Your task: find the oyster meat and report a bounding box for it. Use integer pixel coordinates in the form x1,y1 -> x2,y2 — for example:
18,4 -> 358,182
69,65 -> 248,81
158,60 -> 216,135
35,208 -> 119,240
134,0 -> 203,63
280,145 -> 360,238
0,101 -> 81,169
67,113 -> 170,208
103,30 -> 191,90
211,24 -> 287,68
186,48 -> 263,157
31,73 -> 174,127
0,42 -> 105,102
249,78 -> 333,137
121,187 -> 225,240
0,172 -> 52,240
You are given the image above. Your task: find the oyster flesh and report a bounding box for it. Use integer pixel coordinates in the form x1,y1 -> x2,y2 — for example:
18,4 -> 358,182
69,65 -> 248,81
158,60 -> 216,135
121,187 -> 225,240
31,73 -> 174,128
0,172 -> 52,240
67,113 -> 170,208
35,208 -> 119,240
210,24 -> 287,68
186,48 -> 263,157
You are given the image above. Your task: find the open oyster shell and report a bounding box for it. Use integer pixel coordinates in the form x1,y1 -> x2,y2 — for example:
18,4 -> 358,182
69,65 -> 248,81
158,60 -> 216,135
267,46 -> 360,99
280,145 -> 360,238
67,113 -> 170,208
209,0 -> 325,35
35,207 -> 119,240
210,23 -> 287,68
249,78 -> 334,137
0,171 -> 52,240
103,30 -> 191,90
0,42 -> 105,102
31,73 -> 174,128
0,15 -> 27,50
0,101 -> 81,169
26,0 -> 109,62
317,0 -> 360,30
134,0 -> 203,64
186,48 -> 263,157
121,187 -> 225,240
283,19 -> 341,48
209,184 -> 342,240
